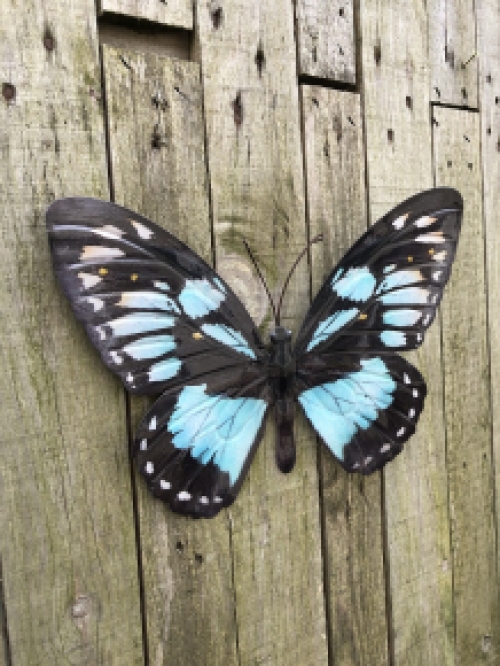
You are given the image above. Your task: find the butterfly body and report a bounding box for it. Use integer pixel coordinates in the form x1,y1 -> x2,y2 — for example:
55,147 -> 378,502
46,188 -> 463,518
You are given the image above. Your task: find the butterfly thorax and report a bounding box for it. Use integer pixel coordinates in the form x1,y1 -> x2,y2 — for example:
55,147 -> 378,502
268,326 -> 296,474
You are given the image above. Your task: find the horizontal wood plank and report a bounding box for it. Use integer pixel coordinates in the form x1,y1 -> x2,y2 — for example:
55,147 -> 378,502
99,0 -> 193,30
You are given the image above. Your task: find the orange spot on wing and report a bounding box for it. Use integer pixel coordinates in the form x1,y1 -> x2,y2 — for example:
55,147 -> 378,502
192,332 -> 203,340
131,273 -> 138,281
359,313 -> 368,320
98,267 -> 108,276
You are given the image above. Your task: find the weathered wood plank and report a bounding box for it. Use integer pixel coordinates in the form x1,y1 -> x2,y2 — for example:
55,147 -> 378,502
433,105 -> 499,664
0,2 -> 143,665
102,46 -> 240,665
301,85 -> 389,665
195,3 -> 329,664
296,0 -> 356,84
477,2 -> 500,635
98,0 -> 193,30
359,2 -> 454,664
428,0 -> 478,107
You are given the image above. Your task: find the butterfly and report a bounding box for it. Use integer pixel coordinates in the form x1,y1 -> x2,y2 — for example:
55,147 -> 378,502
46,187 -> 463,518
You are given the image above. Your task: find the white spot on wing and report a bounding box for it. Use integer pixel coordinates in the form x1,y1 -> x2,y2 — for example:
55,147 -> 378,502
149,416 -> 157,430
214,496 -> 223,503
381,444 -> 391,453
97,327 -> 106,340
364,456 -> 373,465
131,220 -> 154,239
160,480 -> 171,490
199,496 -> 209,505
110,351 -> 123,365
393,214 -> 408,230
95,225 -> 125,240
154,281 -> 170,291
413,389 -> 419,397
432,250 -> 447,262
80,246 -> 124,260
415,215 -> 437,228
78,272 -> 102,289
409,408 -> 416,418
145,461 -> 154,474
177,491 -> 191,501
86,296 -> 104,311
140,439 -> 147,451
397,427 -> 405,437
404,373 -> 411,384
126,372 -> 133,384
415,232 -> 445,243
433,270 -> 443,280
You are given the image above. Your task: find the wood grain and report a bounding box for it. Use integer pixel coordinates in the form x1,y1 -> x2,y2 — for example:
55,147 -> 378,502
428,0 -> 478,107
359,2 -> 454,664
195,2 -> 329,664
102,46 -> 241,666
301,85 -> 389,665
98,0 -> 193,30
433,105 -> 499,664
296,0 -> 356,84
0,2 -> 143,664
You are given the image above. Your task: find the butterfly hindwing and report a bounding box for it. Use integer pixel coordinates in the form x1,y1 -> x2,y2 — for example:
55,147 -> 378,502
296,352 -> 427,473
46,198 -> 266,395
294,188 -> 463,357
133,365 -> 271,517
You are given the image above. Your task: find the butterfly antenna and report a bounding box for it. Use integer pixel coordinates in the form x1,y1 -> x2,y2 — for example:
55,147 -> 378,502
243,239 -> 278,325
275,233 -> 324,326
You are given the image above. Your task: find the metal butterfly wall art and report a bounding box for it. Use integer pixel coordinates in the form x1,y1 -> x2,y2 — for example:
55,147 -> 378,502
46,188 -> 463,518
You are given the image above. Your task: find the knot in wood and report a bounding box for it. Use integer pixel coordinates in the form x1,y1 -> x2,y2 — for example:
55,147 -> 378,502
71,594 -> 92,619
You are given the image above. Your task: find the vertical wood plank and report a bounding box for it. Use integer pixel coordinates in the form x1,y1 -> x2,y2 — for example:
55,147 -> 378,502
302,85 -> 389,665
359,2 -> 455,664
433,105 -> 499,664
428,0 -> 478,107
477,2 -> 500,618
0,2 -> 143,665
98,0 -> 193,30
102,46 -> 240,666
195,3 -> 329,664
296,0 -> 356,84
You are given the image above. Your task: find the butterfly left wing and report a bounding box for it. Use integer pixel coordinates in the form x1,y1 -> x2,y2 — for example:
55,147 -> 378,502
294,188 -> 462,472
46,197 -> 266,395
133,364 -> 270,517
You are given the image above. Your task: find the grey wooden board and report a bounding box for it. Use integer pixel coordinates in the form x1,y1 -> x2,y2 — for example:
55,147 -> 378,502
477,1 -> 500,631
359,2 -> 454,664
296,0 -> 356,83
101,46 -> 241,665
301,85 -> 389,665
0,2 -> 143,665
429,0 -> 478,107
433,105 -> 499,664
195,2 -> 329,664
98,0 -> 193,30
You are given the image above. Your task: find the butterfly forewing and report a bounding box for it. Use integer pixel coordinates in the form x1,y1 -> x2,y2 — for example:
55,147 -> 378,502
294,188 -> 463,357
46,198 -> 266,395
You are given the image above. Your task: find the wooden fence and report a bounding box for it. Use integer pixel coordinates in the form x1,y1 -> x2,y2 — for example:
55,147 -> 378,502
1,0 -> 499,664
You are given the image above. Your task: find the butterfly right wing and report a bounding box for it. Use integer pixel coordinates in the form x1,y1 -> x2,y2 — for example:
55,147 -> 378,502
133,364 -> 271,518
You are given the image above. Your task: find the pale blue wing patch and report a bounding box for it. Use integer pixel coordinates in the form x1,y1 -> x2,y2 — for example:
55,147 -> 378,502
380,330 -> 407,347
201,323 -> 256,359
306,308 -> 359,352
148,358 -> 182,382
380,287 -> 430,306
298,357 -> 396,461
382,309 -> 422,327
331,267 -> 377,302
122,334 -> 176,359
97,313 -> 176,339
117,291 -> 180,312
375,270 -> 423,295
178,278 -> 225,318
168,384 -> 267,485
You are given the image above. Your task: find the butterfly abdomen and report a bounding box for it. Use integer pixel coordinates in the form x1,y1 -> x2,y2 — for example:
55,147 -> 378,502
269,326 -> 296,473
